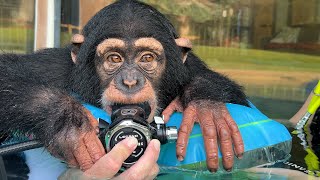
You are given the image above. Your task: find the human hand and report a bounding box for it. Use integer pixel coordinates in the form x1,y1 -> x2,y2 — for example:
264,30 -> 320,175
163,98 -> 244,172
84,137 -> 160,179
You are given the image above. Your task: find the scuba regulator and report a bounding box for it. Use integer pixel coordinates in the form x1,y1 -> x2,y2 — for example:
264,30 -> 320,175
98,104 -> 178,168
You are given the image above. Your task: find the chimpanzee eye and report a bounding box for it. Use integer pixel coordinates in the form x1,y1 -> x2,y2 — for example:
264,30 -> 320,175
107,54 -> 122,63
141,54 -> 155,62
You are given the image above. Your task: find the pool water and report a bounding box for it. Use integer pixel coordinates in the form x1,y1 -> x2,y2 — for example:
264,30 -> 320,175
156,137 -> 316,179
157,111 -> 320,180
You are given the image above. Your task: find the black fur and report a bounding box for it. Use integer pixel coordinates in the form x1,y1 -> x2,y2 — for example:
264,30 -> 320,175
71,0 -> 191,109
72,0 -> 247,109
181,53 -> 248,107
0,48 -> 90,146
0,0 -> 248,175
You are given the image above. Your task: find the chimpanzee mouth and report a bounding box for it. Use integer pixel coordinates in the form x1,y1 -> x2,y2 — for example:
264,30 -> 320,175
101,92 -> 158,122
109,101 -> 152,119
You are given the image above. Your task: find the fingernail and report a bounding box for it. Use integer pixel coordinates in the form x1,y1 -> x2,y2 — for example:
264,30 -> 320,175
209,168 -> 217,173
177,155 -> 184,161
153,139 -> 160,151
126,137 -> 138,148
237,153 -> 243,159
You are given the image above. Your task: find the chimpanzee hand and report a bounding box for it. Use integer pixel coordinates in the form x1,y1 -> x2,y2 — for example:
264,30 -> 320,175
48,109 -> 106,171
162,98 -> 244,172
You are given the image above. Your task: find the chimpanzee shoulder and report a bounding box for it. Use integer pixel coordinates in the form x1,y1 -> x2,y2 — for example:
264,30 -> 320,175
0,47 -> 73,89
181,52 -> 249,107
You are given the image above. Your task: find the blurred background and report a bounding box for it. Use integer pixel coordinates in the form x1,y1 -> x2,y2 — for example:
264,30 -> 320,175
0,0 -> 319,121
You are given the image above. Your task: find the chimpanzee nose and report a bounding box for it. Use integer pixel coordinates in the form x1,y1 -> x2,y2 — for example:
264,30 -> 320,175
123,79 -> 137,88
115,68 -> 145,93
122,69 -> 138,89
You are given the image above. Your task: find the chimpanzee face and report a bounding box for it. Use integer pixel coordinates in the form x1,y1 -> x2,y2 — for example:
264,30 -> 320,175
70,1 -> 192,122
95,37 -> 167,122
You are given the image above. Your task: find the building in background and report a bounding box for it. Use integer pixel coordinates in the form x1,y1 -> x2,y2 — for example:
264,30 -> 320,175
0,0 -> 319,120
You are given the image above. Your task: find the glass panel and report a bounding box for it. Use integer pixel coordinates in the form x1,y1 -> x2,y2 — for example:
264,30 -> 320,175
141,0 -> 320,120
0,0 -> 35,53
60,0 -> 115,46
60,0 -> 79,46
61,0 -> 320,120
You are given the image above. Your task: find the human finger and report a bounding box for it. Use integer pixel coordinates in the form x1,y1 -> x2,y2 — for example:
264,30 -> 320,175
117,139 -> 160,180
84,137 -> 138,179
176,105 -> 196,161
145,164 -> 160,180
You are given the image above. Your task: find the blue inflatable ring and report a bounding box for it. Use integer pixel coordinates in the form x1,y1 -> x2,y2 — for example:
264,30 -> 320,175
84,102 -> 292,171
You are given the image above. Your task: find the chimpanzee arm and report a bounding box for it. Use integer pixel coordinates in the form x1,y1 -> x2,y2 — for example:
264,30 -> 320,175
181,53 -> 248,107
163,52 -> 248,172
0,53 -> 105,171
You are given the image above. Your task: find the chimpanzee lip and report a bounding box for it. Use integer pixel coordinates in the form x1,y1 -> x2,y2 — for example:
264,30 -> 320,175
102,97 -> 157,122
110,101 -> 151,118
110,101 -> 150,110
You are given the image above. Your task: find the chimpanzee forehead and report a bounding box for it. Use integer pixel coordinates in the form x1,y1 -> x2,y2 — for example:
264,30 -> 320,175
82,0 -> 177,40
104,15 -> 170,39
96,37 -> 164,56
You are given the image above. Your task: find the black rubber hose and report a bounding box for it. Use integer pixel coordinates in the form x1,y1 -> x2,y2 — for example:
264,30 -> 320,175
0,156 -> 7,180
0,140 -> 43,156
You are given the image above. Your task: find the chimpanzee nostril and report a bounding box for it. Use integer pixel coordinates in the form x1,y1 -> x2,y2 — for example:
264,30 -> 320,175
123,79 -> 137,88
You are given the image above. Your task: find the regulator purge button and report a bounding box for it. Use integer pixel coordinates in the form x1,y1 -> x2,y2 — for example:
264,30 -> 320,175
109,127 -> 148,166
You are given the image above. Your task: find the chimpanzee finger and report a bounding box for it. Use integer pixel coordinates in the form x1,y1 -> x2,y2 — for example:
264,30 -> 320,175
73,138 -> 94,171
83,131 -> 106,162
83,108 -> 106,160
222,107 -> 244,159
162,98 -> 183,123
162,106 -> 175,123
84,109 -> 99,133
212,108 -> 234,171
176,105 -> 196,161
67,155 -> 79,168
198,108 -> 219,172
95,134 -> 106,155
47,137 -> 80,168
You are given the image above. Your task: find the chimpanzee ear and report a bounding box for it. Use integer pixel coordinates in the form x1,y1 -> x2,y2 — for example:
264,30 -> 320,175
175,38 -> 192,63
70,34 -> 85,64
